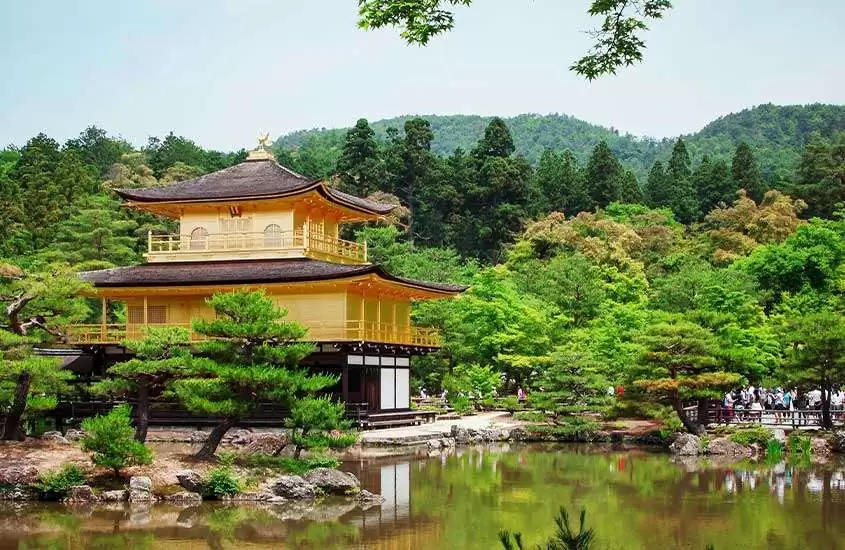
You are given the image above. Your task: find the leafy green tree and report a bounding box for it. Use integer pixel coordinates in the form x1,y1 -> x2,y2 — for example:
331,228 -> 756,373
80,404 -> 152,477
395,118 -> 436,239
532,348 -> 612,424
443,363 -> 502,399
661,138 -> 700,223
54,148 -> 97,205
790,132 -> 845,218
161,161 -> 205,184
616,168 -> 642,204
41,194 -> 140,269
65,126 -> 132,177
336,118 -> 386,196
145,132 -> 208,177
779,310 -> 845,429
91,327 -> 192,442
472,117 -> 516,160
643,160 -> 668,207
535,149 -> 592,216
287,396 -> 356,459
584,141 -> 621,208
731,141 -> 767,203
630,315 -> 743,433
415,148 -> 467,246
0,263 -> 89,439
173,290 -> 326,459
357,0 -> 673,79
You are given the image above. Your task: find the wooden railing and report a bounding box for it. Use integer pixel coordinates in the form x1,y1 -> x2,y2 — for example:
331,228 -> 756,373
66,320 -> 440,347
146,228 -> 367,264
684,405 -> 845,428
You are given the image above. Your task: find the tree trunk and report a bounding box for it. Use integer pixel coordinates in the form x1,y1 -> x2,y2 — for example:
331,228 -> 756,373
134,385 -> 150,443
2,371 -> 32,441
696,398 -> 709,430
672,394 -> 701,435
194,417 -> 237,460
821,384 -> 833,430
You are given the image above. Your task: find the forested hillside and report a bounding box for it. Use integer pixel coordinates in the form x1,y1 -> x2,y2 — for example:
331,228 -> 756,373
274,103 -> 845,180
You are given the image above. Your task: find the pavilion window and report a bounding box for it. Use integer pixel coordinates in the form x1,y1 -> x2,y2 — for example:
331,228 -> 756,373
189,227 -> 209,250
128,305 -> 167,325
264,223 -> 283,248
220,217 -> 253,249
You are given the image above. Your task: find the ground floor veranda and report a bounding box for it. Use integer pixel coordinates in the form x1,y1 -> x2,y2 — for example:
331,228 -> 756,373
49,344 -> 436,429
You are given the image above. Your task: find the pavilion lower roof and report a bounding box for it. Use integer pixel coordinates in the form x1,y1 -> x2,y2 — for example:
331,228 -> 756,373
115,159 -> 394,215
78,258 -> 466,294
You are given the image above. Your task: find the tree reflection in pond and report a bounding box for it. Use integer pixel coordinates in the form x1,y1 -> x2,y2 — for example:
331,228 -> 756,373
3,444 -> 845,550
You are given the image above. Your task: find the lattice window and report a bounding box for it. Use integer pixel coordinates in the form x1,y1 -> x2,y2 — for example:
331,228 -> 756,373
127,305 -> 168,324
264,224 -> 283,248
189,227 -> 208,250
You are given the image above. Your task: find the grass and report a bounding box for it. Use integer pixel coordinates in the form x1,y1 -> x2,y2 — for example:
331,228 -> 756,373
728,427 -> 772,446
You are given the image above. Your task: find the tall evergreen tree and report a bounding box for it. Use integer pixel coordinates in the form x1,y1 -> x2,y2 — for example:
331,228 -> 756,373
535,149 -> 592,215
643,160 -> 668,207
661,139 -> 701,223
9,134 -> 63,249
336,118 -> 386,196
731,141 -> 767,202
616,168 -> 642,204
791,133 -> 845,218
584,141 -> 621,208
54,148 -> 97,205
471,117 -> 516,159
396,118 -> 435,240
694,155 -> 735,214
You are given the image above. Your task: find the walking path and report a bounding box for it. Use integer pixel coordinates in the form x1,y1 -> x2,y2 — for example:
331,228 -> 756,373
359,411 -> 517,446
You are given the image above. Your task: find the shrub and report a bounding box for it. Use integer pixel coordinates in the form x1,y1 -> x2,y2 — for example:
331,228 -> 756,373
202,454 -> 241,498
766,439 -> 784,461
450,395 -> 473,415
34,464 -> 86,500
514,411 -> 547,423
526,417 -> 601,440
80,405 -> 152,477
729,427 -> 772,446
788,433 -> 812,457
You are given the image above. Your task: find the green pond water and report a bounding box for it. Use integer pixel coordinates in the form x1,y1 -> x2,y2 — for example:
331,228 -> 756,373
2,444 -> 845,550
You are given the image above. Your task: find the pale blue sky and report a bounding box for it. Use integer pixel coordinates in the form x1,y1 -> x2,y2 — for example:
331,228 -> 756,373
2,0 -> 843,150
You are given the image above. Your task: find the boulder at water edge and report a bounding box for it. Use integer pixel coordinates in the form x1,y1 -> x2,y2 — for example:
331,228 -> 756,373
65,485 -> 98,503
269,475 -> 317,500
832,431 -> 845,453
129,476 -> 153,502
163,491 -> 202,505
304,468 -> 360,495
176,470 -> 204,493
100,490 -> 128,502
669,433 -> 702,456
0,465 -> 39,485
706,437 -> 753,458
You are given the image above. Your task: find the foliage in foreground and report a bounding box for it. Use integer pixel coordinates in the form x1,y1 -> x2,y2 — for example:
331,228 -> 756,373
80,405 -> 152,477
202,454 -> 242,499
500,507 -> 595,550
34,464 -> 87,500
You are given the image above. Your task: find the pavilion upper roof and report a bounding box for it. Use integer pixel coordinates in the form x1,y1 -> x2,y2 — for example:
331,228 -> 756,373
115,158 -> 395,216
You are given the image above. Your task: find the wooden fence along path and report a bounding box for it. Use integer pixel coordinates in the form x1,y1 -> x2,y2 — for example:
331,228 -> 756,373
685,405 -> 845,429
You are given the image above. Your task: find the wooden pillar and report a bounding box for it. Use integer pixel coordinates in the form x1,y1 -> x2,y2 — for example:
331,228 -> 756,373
143,296 -> 148,340
360,293 -> 365,340
377,294 -> 382,342
392,301 -> 398,343
342,365 -> 349,404
100,296 -> 107,339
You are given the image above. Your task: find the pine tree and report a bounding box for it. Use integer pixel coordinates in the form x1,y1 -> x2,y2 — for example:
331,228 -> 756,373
173,290 -> 330,459
695,156 -> 736,214
791,133 -> 845,218
535,149 -> 592,215
630,315 -> 742,434
336,118 -> 386,196
531,348 -> 612,424
643,160 -> 668,207
91,327 -> 192,442
472,117 -> 516,159
54,148 -> 97,204
41,194 -> 139,268
9,134 -> 63,249
616,168 -> 642,204
731,142 -> 767,203
584,141 -> 621,208
396,118 -> 435,240
662,139 -> 701,223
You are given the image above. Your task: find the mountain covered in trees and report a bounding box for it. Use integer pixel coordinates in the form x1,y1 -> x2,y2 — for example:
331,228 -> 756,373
274,103 -> 845,180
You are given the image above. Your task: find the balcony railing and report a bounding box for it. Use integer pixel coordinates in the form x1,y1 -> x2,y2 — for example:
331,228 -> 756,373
146,229 -> 368,264
67,320 -> 441,348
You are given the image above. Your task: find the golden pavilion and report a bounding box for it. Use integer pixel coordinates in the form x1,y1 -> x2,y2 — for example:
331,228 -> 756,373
66,139 -> 463,421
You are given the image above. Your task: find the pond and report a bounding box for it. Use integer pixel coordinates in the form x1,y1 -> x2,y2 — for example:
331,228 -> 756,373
2,444 -> 845,550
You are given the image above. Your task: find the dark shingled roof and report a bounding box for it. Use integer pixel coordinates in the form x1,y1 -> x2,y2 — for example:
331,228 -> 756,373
115,159 -> 395,215
79,258 -> 466,294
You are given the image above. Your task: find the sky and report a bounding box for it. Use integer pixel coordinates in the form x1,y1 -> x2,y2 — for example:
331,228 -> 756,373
2,0 -> 843,151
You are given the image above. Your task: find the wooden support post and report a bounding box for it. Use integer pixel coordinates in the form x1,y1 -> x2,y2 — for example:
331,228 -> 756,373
377,294 -> 381,342
342,365 -> 349,404
100,296 -> 107,340
143,296 -> 148,339
360,294 -> 365,340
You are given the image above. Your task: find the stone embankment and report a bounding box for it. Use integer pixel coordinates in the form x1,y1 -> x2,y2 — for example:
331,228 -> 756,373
668,431 -> 841,463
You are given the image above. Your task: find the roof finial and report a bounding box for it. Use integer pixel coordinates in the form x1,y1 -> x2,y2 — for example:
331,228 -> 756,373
246,130 -> 275,161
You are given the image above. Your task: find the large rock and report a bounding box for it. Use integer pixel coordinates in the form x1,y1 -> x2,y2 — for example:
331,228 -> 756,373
224,428 -> 254,446
129,476 -> 153,502
304,468 -> 360,496
221,491 -> 285,503
772,429 -> 787,445
40,431 -> 70,444
832,431 -> 845,453
269,475 -> 317,500
355,489 -> 385,504
176,470 -> 204,493
100,490 -> 128,502
162,491 -> 202,505
706,437 -> 753,458
811,437 -> 832,459
243,433 -> 289,455
65,485 -> 98,503
0,465 -> 39,485
669,433 -> 702,456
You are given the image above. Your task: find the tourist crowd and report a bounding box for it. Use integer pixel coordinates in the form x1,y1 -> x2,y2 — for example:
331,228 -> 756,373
721,385 -> 845,421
